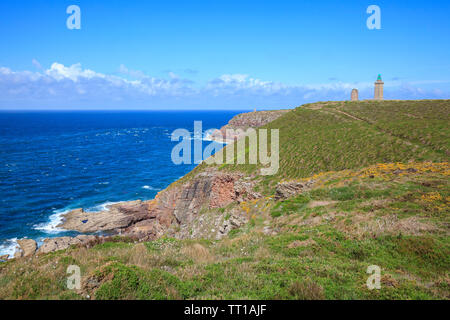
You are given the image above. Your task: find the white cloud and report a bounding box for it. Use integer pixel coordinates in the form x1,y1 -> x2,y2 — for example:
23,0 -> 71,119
45,63 -> 105,82
0,63 -> 448,109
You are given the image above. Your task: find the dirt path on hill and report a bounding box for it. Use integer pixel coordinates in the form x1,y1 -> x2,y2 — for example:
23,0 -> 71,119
319,105 -> 435,154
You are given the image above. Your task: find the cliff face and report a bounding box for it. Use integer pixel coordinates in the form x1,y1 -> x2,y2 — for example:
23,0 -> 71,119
53,167 -> 260,245
124,168 -> 260,240
227,110 -> 290,129
210,109 -> 289,142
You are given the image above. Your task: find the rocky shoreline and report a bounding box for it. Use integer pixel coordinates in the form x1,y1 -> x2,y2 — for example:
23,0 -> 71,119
5,109 -> 289,260
9,168 -> 260,259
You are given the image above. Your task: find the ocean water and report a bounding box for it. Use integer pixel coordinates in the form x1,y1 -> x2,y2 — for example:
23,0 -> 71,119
0,110 -> 241,257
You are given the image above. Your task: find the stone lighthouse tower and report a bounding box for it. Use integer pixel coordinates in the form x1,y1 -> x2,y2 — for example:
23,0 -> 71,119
374,74 -> 384,100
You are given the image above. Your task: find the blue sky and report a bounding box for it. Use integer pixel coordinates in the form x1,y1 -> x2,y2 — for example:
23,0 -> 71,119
1,0 -> 449,109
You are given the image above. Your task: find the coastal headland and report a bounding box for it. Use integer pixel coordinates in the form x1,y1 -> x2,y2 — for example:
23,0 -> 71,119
2,99 -> 449,300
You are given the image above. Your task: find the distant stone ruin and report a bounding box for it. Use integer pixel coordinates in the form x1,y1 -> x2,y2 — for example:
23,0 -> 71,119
351,89 -> 359,101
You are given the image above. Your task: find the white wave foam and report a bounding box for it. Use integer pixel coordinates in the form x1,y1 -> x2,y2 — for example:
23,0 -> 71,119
170,129 -> 224,142
142,185 -> 158,191
0,238 -> 18,259
202,135 -> 214,142
33,201 -> 123,235
33,209 -> 67,234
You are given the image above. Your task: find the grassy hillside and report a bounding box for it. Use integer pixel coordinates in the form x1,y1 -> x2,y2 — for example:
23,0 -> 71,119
210,100 -> 449,192
0,100 -> 448,300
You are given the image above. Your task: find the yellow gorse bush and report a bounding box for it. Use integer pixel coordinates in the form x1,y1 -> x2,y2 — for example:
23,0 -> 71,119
421,192 -> 444,203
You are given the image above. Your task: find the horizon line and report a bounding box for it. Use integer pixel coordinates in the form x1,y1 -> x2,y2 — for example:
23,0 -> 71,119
0,108 -> 262,112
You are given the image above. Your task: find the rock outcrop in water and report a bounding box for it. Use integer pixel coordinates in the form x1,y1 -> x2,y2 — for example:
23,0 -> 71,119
58,200 -> 152,233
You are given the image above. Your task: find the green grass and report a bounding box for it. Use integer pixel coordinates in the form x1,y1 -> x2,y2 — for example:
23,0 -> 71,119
94,263 -> 197,300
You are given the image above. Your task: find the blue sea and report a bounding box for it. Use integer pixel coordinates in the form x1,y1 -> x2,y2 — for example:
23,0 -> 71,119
0,110 -> 241,257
